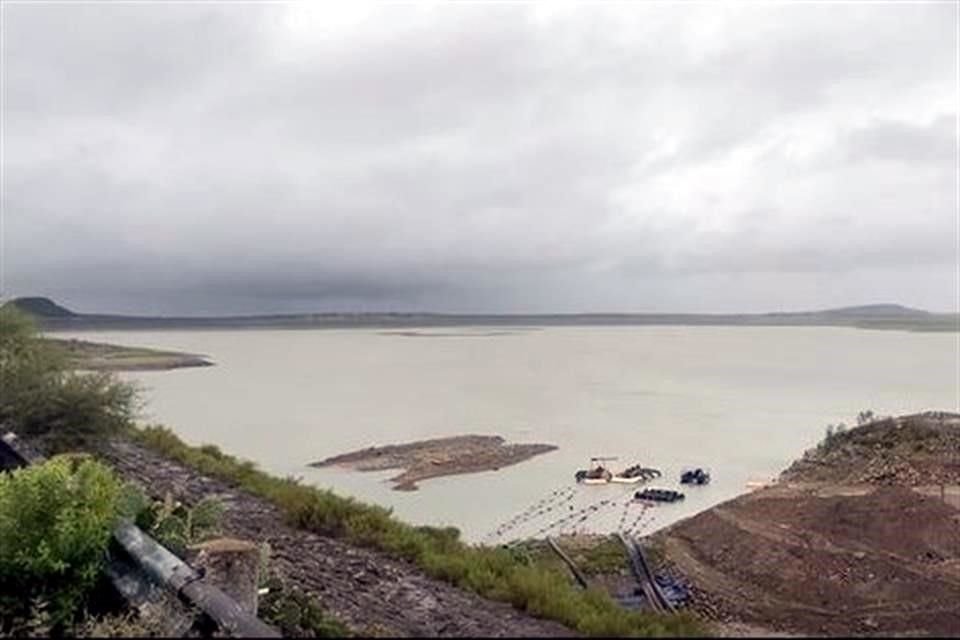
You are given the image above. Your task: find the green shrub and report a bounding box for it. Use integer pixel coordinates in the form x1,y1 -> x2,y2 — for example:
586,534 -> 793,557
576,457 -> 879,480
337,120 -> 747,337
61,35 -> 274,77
131,425 -> 706,637
0,307 -> 139,451
0,457 -> 124,629
259,577 -> 350,638
139,493 -> 225,558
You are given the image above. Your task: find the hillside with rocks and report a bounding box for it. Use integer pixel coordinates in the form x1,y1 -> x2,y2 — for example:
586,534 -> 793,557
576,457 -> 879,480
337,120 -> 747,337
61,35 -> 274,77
781,412 -> 960,486
646,412 -> 960,637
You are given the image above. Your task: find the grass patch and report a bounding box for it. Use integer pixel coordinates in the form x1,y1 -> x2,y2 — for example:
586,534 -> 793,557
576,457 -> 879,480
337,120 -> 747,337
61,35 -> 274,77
131,425 -> 706,637
569,537 -> 630,576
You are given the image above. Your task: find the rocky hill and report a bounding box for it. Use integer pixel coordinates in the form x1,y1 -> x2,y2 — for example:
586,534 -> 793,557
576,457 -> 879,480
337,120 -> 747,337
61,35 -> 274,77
646,411 -> 960,637
782,411 -> 960,486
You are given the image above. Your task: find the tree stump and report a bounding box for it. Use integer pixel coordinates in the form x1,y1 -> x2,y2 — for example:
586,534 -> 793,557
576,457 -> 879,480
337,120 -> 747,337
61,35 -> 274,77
186,538 -> 262,616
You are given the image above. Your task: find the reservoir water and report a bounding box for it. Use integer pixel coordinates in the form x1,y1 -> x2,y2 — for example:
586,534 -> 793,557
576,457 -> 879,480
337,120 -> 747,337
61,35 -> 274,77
53,326 -> 959,542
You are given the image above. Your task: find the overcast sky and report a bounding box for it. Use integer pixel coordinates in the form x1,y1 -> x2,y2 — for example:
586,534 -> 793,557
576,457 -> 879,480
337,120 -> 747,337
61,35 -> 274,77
2,2 -> 957,315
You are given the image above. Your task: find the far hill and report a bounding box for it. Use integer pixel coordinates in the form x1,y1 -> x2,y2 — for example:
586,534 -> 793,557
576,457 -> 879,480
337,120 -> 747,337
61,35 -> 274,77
5,296 -> 77,318
3,296 -> 957,332
816,303 -> 930,317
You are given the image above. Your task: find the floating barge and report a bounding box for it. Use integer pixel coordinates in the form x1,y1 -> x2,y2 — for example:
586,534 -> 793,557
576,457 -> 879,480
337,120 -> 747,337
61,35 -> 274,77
575,457 -> 616,484
611,464 -> 662,484
680,467 -> 710,485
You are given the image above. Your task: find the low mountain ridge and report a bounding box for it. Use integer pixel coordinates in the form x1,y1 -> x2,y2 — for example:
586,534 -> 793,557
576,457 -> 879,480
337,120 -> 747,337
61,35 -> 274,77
3,296 -> 955,332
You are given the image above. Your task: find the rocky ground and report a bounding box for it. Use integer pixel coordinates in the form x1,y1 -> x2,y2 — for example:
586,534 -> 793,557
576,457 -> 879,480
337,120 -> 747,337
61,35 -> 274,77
645,411 -> 960,637
310,435 -> 558,491
780,411 -> 960,487
97,439 -> 577,637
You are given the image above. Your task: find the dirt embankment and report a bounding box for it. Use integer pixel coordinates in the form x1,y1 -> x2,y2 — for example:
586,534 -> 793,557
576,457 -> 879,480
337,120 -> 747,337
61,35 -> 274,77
647,411 -> 960,637
96,439 -> 576,638
310,435 -> 557,491
46,337 -> 213,371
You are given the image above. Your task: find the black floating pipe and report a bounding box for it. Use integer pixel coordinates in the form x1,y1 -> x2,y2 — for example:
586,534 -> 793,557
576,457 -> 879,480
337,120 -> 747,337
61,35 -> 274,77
114,520 -> 280,637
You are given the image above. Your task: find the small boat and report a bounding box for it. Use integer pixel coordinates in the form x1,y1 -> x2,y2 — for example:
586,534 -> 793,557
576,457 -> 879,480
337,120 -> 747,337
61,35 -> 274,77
575,457 -> 616,484
611,464 -> 662,484
680,468 -> 711,485
635,488 -> 685,503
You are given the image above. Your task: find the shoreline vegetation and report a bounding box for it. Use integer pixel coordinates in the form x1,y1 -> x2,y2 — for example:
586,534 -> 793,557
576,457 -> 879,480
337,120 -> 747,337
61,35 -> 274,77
1,305 -> 703,637
130,425 -> 702,636
44,337 -> 214,372
310,435 -> 558,491
7,296 -> 959,333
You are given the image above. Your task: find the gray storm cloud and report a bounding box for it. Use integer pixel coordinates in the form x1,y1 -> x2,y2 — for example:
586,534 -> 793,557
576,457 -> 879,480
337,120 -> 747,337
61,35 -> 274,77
2,2 -> 957,314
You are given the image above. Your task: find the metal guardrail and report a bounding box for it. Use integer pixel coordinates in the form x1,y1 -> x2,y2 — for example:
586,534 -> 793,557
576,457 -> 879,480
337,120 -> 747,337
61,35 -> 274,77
0,433 -> 280,638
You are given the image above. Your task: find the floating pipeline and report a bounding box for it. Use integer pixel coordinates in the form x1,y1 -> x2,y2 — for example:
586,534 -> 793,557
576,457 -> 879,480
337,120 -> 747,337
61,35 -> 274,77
482,486 -> 575,541
616,494 -> 645,532
526,497 -> 617,540
625,511 -> 657,537
556,498 -> 626,538
499,488 -> 570,527
484,486 -> 577,543
492,482 -> 678,544
622,505 -> 653,535
501,496 -> 605,545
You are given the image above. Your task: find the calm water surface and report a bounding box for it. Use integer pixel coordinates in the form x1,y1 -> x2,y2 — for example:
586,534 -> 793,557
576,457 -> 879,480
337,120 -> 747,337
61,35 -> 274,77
54,326 -> 959,542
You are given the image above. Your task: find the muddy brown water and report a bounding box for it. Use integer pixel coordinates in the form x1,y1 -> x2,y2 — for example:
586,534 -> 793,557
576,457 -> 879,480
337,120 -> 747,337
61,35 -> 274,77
51,325 -> 959,542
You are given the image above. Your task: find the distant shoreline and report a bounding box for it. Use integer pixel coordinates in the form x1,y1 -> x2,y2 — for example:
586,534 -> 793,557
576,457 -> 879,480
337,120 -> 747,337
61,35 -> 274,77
44,336 -> 214,372
36,313 -> 960,333
11,297 -> 958,333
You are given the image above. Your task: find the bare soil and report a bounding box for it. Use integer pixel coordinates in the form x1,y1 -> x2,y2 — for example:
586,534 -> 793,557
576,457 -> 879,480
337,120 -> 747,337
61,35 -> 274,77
310,435 -> 557,491
646,412 -> 960,637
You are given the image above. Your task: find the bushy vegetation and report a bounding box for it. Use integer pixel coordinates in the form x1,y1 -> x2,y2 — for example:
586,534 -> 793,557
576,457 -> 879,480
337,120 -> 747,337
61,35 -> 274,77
0,457 -> 126,633
137,493 -> 226,558
818,422 -> 848,451
133,425 -> 705,636
0,308 -> 138,451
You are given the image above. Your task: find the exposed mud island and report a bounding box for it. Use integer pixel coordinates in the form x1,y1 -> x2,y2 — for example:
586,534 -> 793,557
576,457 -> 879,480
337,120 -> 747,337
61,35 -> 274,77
45,337 -> 214,371
309,435 -> 558,491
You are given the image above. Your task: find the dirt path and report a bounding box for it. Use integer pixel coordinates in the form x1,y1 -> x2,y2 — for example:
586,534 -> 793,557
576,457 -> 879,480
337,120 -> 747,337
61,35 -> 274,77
98,439 -> 577,638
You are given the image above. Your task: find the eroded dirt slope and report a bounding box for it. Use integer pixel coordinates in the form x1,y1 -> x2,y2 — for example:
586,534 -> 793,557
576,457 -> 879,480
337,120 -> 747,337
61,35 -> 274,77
649,412 -> 960,637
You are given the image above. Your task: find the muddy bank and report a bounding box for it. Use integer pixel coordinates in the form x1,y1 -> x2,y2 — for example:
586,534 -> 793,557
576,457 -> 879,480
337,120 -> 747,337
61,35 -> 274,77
310,435 -> 558,491
45,337 -> 214,371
